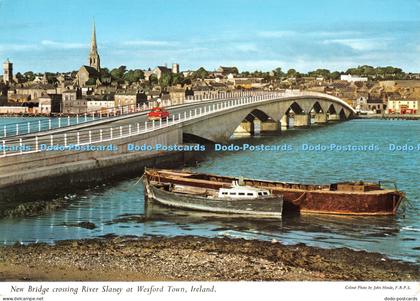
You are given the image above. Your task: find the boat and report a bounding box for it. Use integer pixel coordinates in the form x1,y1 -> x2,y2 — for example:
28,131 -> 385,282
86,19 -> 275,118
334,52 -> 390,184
143,173 -> 283,219
143,168 -> 406,216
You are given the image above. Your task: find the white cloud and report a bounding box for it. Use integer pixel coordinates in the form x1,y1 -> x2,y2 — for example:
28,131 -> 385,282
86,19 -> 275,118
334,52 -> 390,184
41,40 -> 86,49
322,38 -> 388,51
234,43 -> 258,52
257,30 -> 296,38
122,40 -> 176,47
0,43 -> 39,51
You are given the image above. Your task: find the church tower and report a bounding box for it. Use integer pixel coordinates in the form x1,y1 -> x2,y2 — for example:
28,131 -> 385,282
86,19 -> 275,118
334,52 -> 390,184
3,59 -> 13,84
89,22 -> 101,71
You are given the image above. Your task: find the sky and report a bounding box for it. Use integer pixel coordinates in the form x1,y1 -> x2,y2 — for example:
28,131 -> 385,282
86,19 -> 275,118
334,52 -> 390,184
0,0 -> 419,73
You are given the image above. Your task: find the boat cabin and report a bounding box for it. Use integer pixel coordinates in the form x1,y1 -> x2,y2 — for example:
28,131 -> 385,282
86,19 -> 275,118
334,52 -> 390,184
218,184 -> 271,200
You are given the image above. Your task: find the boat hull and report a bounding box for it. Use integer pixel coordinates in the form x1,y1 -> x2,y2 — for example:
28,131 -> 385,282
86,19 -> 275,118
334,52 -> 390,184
144,179 -> 283,219
144,169 -> 405,216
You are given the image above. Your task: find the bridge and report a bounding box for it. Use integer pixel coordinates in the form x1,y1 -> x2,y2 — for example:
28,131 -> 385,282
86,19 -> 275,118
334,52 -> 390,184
0,90 -> 355,203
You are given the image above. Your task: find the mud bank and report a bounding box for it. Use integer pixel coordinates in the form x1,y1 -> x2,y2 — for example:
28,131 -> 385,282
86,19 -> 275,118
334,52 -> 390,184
0,236 -> 418,281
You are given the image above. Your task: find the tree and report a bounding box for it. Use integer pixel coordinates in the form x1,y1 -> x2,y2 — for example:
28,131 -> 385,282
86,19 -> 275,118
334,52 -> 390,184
110,65 -> 127,81
273,67 -> 284,79
100,67 -> 111,78
15,72 -> 26,83
159,72 -> 172,88
286,69 -> 297,78
123,69 -> 144,83
330,71 -> 341,80
193,67 -> 208,79
24,71 -> 35,82
149,74 -> 158,86
171,73 -> 184,85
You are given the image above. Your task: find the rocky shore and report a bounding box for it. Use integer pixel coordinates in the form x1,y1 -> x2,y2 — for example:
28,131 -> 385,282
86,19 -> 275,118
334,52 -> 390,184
0,236 -> 418,281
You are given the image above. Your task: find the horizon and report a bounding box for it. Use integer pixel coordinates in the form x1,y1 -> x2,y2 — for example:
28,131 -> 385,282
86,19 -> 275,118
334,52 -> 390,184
0,0 -> 419,73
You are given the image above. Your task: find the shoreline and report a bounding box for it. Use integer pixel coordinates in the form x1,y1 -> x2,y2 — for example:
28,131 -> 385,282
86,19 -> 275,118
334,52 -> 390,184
0,236 -> 418,281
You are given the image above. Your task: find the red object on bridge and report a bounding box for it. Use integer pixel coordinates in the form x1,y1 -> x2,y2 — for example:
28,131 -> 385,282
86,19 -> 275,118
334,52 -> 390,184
148,106 -> 170,121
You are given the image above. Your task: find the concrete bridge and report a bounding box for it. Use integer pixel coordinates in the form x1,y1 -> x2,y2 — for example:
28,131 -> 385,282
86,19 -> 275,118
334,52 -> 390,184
0,90 -> 355,203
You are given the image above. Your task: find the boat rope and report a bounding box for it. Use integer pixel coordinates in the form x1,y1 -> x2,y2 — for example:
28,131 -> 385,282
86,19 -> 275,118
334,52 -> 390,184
291,191 -> 307,205
133,174 -> 144,185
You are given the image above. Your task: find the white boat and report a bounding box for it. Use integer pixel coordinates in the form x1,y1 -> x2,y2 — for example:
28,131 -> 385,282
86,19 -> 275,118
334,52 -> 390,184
143,175 -> 283,219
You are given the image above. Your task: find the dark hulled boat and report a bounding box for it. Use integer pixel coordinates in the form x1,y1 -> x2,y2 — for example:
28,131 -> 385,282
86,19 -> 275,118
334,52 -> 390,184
143,172 -> 283,219
144,169 -> 405,216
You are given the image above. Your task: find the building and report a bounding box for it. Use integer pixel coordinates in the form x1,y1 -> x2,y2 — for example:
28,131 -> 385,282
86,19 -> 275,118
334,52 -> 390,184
114,90 -> 147,107
14,84 -> 58,100
76,66 -> 100,87
62,90 -> 86,114
172,63 -> 180,74
153,66 -> 172,80
3,59 -> 13,84
387,99 -> 419,114
89,22 -> 100,71
340,74 -> 368,82
168,86 -> 193,105
217,66 -> 239,75
76,23 -> 101,87
86,95 -> 114,113
37,94 -> 62,114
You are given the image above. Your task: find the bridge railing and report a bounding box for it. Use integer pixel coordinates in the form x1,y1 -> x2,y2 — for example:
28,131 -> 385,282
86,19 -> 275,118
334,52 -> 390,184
1,91 -> 282,158
0,90 -> 267,139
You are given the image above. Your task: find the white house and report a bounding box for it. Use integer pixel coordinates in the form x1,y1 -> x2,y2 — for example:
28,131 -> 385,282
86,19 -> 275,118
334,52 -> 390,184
340,74 -> 368,82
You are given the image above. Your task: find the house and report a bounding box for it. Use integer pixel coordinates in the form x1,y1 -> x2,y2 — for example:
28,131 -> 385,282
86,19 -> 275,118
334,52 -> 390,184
62,90 -> 86,114
340,74 -> 368,82
168,86 -> 193,105
14,84 -> 58,100
387,98 -> 419,114
216,66 -> 239,75
114,90 -> 147,107
37,94 -> 62,114
86,95 -> 115,113
366,95 -> 385,113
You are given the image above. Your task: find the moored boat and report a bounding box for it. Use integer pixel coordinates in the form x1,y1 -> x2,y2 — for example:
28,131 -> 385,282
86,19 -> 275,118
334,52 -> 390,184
144,169 -> 406,216
143,172 -> 283,219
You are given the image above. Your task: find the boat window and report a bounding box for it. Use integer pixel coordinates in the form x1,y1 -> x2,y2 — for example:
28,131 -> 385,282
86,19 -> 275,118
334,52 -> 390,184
247,193 -> 253,196
238,192 -> 245,196
258,192 -> 263,196
222,192 -> 227,195
263,192 -> 268,195
229,192 -> 236,195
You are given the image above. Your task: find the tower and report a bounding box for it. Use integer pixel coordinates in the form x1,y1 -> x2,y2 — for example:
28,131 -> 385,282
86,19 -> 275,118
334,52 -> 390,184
172,63 -> 179,74
3,59 -> 13,84
89,22 -> 101,71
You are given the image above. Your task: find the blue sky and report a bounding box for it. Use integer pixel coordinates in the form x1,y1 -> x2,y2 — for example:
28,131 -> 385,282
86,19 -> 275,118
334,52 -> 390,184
0,0 -> 419,73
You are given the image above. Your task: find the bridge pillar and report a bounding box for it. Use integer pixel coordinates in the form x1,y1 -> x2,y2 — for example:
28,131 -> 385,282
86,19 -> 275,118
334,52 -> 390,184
280,114 -> 289,129
260,120 -> 281,134
328,114 -> 340,121
294,113 -> 311,127
314,113 -> 328,124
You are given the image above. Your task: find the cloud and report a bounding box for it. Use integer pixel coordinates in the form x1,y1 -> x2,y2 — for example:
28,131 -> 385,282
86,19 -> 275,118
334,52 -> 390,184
0,43 -> 39,51
41,40 -> 87,49
122,40 -> 177,47
322,38 -> 388,51
257,31 -> 296,38
233,43 -> 258,52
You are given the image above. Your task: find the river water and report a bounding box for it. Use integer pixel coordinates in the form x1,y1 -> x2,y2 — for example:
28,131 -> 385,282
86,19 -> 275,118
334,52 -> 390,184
0,118 -> 419,263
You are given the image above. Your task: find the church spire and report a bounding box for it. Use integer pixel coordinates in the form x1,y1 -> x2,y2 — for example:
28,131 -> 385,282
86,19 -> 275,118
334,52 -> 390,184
88,21 -> 101,71
91,21 -> 97,52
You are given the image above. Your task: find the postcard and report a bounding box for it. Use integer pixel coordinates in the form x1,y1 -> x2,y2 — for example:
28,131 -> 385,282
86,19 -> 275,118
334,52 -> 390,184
0,0 -> 418,300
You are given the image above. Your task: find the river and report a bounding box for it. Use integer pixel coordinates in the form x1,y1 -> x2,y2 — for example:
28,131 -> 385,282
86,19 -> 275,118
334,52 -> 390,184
0,118 -> 418,263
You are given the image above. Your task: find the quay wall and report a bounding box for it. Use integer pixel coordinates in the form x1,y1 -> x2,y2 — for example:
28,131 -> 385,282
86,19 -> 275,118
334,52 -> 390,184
0,126 -> 203,205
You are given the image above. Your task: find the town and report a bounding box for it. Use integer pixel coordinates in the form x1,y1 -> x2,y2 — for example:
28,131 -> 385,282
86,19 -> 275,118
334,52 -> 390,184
0,24 -> 419,117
